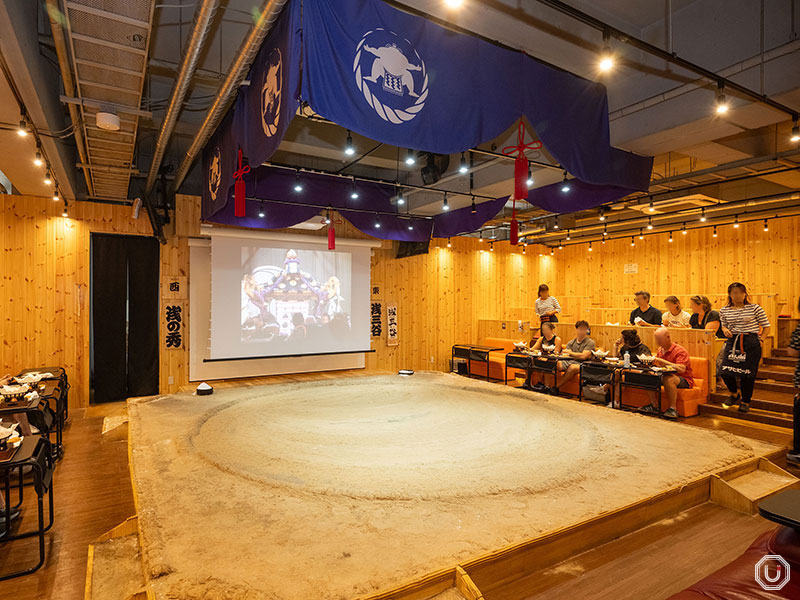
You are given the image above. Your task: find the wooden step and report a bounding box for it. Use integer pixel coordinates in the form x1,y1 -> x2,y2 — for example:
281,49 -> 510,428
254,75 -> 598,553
710,393 -> 792,415
698,402 -> 793,428
756,367 -> 795,383
710,458 -> 800,515
772,347 -> 795,357
754,379 -> 796,394
763,356 -> 798,368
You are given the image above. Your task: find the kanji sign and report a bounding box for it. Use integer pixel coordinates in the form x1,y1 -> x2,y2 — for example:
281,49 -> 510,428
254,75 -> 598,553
370,301 -> 382,337
386,303 -> 398,346
164,303 -> 184,349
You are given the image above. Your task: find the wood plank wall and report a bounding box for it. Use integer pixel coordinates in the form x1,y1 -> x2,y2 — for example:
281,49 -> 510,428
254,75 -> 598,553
3,192 -> 798,408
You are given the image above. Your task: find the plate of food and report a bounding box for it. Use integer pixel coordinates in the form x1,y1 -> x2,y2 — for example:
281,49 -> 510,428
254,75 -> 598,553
638,355 -> 656,366
592,349 -> 610,359
15,373 -> 44,384
1,384 -> 30,397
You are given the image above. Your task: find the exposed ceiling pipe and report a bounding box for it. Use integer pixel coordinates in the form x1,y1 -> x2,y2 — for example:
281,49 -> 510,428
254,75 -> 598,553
170,0 -> 289,195
45,0 -> 93,196
145,0 -> 219,196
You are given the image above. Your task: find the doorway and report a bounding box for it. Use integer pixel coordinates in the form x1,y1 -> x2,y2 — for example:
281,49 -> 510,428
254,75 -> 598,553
90,233 -> 160,403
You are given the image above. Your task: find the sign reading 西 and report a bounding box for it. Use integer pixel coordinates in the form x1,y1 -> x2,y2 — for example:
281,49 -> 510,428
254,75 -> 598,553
387,303 -> 398,346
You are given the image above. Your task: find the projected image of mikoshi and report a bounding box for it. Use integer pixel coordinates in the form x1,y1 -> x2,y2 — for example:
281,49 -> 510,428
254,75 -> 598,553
241,247 -> 351,349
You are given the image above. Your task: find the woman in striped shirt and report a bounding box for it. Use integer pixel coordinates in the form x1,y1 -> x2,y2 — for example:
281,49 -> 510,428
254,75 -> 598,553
718,282 -> 770,413
535,284 -> 561,327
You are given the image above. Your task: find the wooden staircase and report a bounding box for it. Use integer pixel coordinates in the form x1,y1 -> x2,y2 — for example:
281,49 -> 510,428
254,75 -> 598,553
699,348 -> 796,429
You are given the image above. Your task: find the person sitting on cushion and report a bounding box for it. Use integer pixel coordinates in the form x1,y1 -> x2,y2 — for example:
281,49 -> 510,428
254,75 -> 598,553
638,327 -> 694,420
629,290 -> 662,327
612,329 -> 651,363
558,320 -> 596,389
662,295 -> 692,328
531,322 -> 561,355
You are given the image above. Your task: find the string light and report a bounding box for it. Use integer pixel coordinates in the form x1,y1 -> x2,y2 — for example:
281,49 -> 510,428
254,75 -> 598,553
647,216 -> 653,230
700,207 -> 707,222
344,130 -> 355,156
715,81 -> 729,114
405,148 -> 415,165
459,152 -> 468,174
733,215 -> 740,228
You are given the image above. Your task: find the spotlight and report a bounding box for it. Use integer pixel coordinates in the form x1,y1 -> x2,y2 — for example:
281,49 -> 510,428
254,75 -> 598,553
553,216 -> 560,229
16,119 -> 28,137
405,149 -> 415,165
598,207 -> 606,221
258,202 -> 265,218
558,242 -> 563,250
598,30 -> 614,72
561,172 -> 570,193
375,220 -> 381,229
792,120 -> 800,143
601,238 -> 606,244
550,247 -> 554,256
733,215 -> 740,228
522,244 -> 526,254
442,193 -> 449,211
324,210 -> 331,225
713,225 -> 718,237
470,196 -> 476,214
408,223 -> 413,231
459,152 -> 468,174
588,242 -> 593,252
489,241 -> 494,252
34,151 -> 43,167
639,228 -> 644,240
566,229 -> 571,240
763,219 -> 769,232
647,216 -> 653,230
700,207 -> 707,222
44,169 -> 52,185
350,180 -> 359,200
648,200 -> 655,213
396,191 -> 405,206
53,189 -> 59,202
344,130 -> 355,156
62,206 -> 68,218
603,224 -> 607,236
681,222 -> 687,235
444,0 -> 463,8
447,237 -> 452,248
715,82 -> 729,114
293,172 -> 303,192
668,231 -> 673,242
630,237 -> 635,247
479,231 -> 483,242
526,164 -> 533,187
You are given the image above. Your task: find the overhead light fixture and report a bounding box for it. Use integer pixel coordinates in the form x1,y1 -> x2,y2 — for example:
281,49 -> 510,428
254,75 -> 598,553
44,168 -> 52,185
258,202 -> 265,218
668,231 -> 673,242
566,229 -> 571,240
647,216 -> 653,230
598,30 -> 614,72
293,172 -> 303,192
459,152 -> 468,174
553,215 -> 560,229
350,179 -> 359,200
470,195 -> 476,214
522,243 -> 526,254
407,223 -> 413,231
442,192 -> 449,211
598,207 -> 606,221
34,151 -> 43,167
344,130 -> 355,156
479,230 -> 483,242
489,241 -> 494,252
791,120 -> 800,142
602,223 -> 608,236
763,219 -> 769,232
444,0 -> 464,8
405,149 -> 415,165
550,247 -> 554,256
700,207 -> 707,222
713,225 -> 718,237
17,118 -> 28,137
324,209 -> 331,225
447,237 -> 452,248
561,172 -> 570,193
375,219 -> 381,229
53,189 -> 59,202
648,200 -> 655,213
639,228 -> 644,240
588,242 -> 593,252
630,237 -> 635,247
558,242 -> 563,250
681,222 -> 688,234
601,238 -> 606,244
526,163 -> 533,187
715,82 -> 729,114
733,215 -> 740,228
396,189 -> 405,205
62,205 -> 68,218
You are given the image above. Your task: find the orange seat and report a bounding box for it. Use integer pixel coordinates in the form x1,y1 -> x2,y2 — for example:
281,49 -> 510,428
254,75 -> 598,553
467,337 -> 524,381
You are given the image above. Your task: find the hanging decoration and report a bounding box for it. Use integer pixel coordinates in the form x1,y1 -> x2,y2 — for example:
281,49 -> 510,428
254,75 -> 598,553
328,211 -> 336,250
232,147 -> 250,217
502,121 -> 541,245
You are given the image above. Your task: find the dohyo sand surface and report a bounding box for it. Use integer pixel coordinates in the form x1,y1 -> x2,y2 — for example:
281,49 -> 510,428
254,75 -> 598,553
127,372 -> 778,599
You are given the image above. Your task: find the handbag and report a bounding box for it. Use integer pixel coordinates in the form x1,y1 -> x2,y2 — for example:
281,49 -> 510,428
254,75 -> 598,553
720,333 -> 760,377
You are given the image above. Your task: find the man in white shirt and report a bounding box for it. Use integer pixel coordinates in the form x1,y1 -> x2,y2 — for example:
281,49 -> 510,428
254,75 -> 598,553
662,295 -> 691,328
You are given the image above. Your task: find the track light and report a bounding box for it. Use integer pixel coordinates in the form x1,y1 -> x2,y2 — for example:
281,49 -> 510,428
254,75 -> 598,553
396,189 -> 405,205
53,189 -> 59,202
715,82 -> 729,114
648,200 -> 655,213
350,180 -> 359,200
34,151 -> 43,167
293,172 -> 303,192
566,229 -> 571,241
763,219 -> 769,232
598,207 -> 606,221
62,202 -> 68,218
668,231 -> 673,242
522,243 -> 526,254
489,241 -> 494,252
561,172 -> 570,193
553,216 -> 559,229
375,218 -> 381,229
459,152 -> 468,174
550,247 -> 554,256
324,209 -> 331,225
479,231 -> 483,242
792,120 -> 800,143
601,238 -> 606,244
647,216 -> 653,230
681,222 -> 687,235
526,163 -> 533,187
444,0 -> 464,8
405,149 -> 415,165
598,30 -> 614,72
408,223 -> 413,230
639,228 -> 644,240
258,202 -> 265,218
558,242 -> 563,250
700,207 -> 707,222
630,237 -> 635,247
603,224 -> 607,236
733,215 -> 740,228
44,168 -> 52,185
470,195 -> 476,214
713,226 -> 717,237
442,193 -> 449,211
17,119 -> 28,137
447,237 -> 452,248
344,130 -> 355,156
588,242 -> 593,252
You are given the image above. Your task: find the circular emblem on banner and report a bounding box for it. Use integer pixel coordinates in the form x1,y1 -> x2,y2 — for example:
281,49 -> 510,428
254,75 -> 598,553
353,28 -> 428,124
208,146 -> 221,202
261,48 -> 282,137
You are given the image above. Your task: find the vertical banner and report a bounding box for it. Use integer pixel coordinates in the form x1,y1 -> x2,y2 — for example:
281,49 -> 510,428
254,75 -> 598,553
386,303 -> 398,346
162,276 -> 187,350
370,301 -> 383,338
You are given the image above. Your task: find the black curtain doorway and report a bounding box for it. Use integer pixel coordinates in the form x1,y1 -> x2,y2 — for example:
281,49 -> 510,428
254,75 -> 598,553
91,234 -> 159,403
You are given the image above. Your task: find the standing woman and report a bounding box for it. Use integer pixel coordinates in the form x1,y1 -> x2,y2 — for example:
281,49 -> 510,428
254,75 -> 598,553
719,282 -> 770,413
535,284 -> 561,326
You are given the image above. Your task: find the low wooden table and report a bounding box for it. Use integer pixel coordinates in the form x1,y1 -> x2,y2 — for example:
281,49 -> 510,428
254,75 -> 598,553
451,344 -> 504,382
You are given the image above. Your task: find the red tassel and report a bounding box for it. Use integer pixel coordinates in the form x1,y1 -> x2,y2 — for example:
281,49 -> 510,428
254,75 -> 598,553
510,199 -> 519,245
232,147 -> 250,218
514,156 -> 528,200
328,224 -> 336,250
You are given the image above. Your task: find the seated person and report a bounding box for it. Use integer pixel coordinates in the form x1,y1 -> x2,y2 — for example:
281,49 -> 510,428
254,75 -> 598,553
639,327 -> 694,420
629,290 -> 662,327
662,295 -> 691,328
558,320 -> 596,389
689,295 -> 722,333
531,322 -> 562,355
612,329 -> 652,363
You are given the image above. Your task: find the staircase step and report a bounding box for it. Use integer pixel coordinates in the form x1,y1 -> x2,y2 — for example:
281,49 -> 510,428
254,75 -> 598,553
698,402 -> 793,428
710,393 -> 792,414
763,356 -> 798,368
772,347 -> 795,357
756,367 -> 795,383
754,380 -> 796,394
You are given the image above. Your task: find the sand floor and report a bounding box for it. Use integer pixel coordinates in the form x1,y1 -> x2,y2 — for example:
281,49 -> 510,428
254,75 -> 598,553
128,372 -> 779,600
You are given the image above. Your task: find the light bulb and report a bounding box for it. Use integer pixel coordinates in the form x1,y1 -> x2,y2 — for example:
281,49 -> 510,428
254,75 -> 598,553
442,194 -> 449,211
700,208 -> 706,222
405,149 -> 415,165
44,170 -> 52,185
598,55 -> 614,72
588,242 -> 593,252
17,120 -> 28,137
34,151 -> 43,167
648,201 -> 655,213
791,123 -> 800,143
668,231 -> 673,242
459,152 -> 468,174
344,130 -> 355,156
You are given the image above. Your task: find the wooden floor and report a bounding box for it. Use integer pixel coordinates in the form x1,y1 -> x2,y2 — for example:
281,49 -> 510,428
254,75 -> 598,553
0,373 -> 795,600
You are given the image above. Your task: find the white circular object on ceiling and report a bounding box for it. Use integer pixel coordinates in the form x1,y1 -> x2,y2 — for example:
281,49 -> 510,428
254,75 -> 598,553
96,112 -> 120,131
